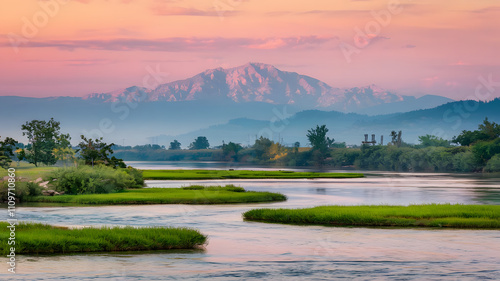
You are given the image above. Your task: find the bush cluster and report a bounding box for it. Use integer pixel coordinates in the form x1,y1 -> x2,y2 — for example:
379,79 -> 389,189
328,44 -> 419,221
484,154 -> 500,173
46,165 -> 144,195
0,181 -> 43,202
181,184 -> 246,192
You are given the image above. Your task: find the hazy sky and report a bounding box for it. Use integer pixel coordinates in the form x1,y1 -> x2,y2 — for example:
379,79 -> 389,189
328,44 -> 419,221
1,0 -> 499,100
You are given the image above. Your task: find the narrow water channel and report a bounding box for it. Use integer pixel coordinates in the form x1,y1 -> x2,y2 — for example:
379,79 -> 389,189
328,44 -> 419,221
2,165 -> 499,280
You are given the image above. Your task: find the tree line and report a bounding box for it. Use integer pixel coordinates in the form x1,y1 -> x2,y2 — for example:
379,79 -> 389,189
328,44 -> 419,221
0,118 -> 125,169
2,118 -> 500,173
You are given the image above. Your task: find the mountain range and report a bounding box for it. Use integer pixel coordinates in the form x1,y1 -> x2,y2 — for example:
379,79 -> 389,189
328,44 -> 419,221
83,63 -> 454,114
150,99 -> 500,147
4,62 -> 494,147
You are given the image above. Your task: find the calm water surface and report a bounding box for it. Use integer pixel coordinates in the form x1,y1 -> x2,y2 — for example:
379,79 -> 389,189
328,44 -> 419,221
1,162 -> 499,280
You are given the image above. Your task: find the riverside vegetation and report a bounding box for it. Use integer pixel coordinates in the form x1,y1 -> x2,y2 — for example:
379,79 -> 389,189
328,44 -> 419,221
0,222 -> 207,254
142,169 -> 364,180
114,119 -> 500,173
243,204 -> 500,229
0,165 -> 287,205
25,185 -> 287,205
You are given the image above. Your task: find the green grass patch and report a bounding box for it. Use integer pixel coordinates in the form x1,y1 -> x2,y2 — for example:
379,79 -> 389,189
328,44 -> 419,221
25,185 -> 286,205
0,222 -> 206,255
0,162 -> 58,181
243,204 -> 500,229
142,169 -> 364,180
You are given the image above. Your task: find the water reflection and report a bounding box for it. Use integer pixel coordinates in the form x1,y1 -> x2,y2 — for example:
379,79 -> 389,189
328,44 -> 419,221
2,164 -> 499,280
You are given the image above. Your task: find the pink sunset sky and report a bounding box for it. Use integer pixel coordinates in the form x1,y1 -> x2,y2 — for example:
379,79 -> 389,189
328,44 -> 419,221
1,0 -> 499,100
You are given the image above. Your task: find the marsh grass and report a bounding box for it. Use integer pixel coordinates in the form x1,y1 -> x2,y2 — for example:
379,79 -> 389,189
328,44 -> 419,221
142,169 -> 364,180
0,222 -> 206,254
243,204 -> 500,229
25,185 -> 286,205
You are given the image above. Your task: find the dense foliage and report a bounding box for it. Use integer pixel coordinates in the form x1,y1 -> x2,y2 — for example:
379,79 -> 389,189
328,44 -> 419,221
189,136 -> 210,150
46,165 -> 143,195
78,135 -> 126,168
20,118 -> 70,167
110,120 -> 500,173
0,180 -> 43,202
169,140 -> 181,150
0,136 -> 17,169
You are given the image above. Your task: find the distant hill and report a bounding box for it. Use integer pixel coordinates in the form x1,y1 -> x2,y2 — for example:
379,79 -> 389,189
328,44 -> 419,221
0,96 -> 300,145
0,63 -> 473,146
154,99 -> 500,147
350,95 -> 455,115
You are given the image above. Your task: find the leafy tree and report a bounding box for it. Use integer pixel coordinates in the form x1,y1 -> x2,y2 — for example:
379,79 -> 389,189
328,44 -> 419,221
77,135 -> 125,168
307,125 -> 334,153
253,136 -> 273,160
307,125 -> 334,167
484,154 -> 500,172
307,125 -> 335,154
390,130 -> 403,147
53,133 -> 76,166
478,117 -> 500,140
453,118 -> 500,146
0,137 -> 17,169
252,136 -> 286,161
418,135 -> 450,148
471,139 -> 500,166
189,136 -> 210,150
222,142 -> 243,161
293,141 -> 300,154
21,118 -> 62,167
169,140 -> 182,150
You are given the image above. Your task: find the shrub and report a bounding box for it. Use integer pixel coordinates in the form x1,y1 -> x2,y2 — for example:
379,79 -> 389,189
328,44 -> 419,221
0,181 -> 43,202
220,184 -> 245,192
27,181 -> 43,196
484,154 -> 500,173
124,166 -> 144,188
47,165 -> 143,195
181,184 -> 246,192
181,185 -> 204,190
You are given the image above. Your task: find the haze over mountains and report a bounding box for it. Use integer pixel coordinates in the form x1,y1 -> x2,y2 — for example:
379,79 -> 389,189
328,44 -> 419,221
84,63 -> 453,114
2,62 -> 496,147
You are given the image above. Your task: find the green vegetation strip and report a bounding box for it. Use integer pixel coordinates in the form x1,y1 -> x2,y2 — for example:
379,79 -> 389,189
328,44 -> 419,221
243,204 -> 500,229
0,222 -> 206,254
26,185 -> 286,205
142,169 -> 364,180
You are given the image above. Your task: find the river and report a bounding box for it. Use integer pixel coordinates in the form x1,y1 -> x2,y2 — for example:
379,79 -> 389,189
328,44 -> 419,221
1,162 -> 499,280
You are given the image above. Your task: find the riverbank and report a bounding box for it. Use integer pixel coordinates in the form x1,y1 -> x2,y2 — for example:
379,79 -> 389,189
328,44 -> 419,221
243,204 -> 500,229
25,185 -> 287,205
142,169 -> 364,180
0,222 -> 206,254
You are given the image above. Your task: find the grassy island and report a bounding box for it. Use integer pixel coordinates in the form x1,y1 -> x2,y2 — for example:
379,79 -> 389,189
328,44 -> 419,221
243,204 -> 500,229
0,222 -> 206,254
25,185 -> 287,205
142,169 -> 364,180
